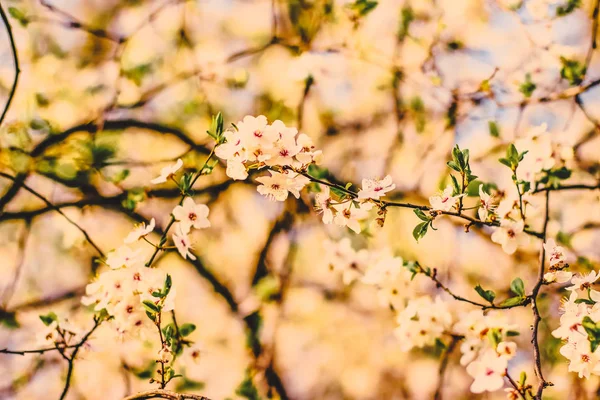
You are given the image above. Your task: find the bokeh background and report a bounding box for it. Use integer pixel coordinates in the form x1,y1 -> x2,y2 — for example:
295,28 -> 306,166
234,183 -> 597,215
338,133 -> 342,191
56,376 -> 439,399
0,0 -> 599,399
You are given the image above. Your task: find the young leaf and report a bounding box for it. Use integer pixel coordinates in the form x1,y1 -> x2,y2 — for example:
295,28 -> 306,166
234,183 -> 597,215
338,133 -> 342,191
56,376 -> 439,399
412,222 -> 429,242
413,209 -> 430,222
474,285 -> 496,304
179,323 -> 196,337
39,312 -> 58,326
510,277 -> 525,297
488,121 -> 500,138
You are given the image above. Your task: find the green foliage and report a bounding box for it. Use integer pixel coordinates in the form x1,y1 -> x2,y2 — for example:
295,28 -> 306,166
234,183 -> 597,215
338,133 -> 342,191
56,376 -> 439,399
474,285 -> 496,304
179,323 -> 196,337
39,312 -> 58,326
499,144 -> 526,171
518,73 -> 536,98
510,277 -> 525,297
288,0 -> 334,44
556,0 -> 581,16
235,370 -> 262,400
398,6 -> 414,40
8,7 -> 29,26
488,121 -> 500,138
0,311 -> 19,329
121,188 -> 147,211
123,63 -> 154,86
410,96 -> 426,133
347,0 -> 378,17
487,327 -> 502,348
560,57 -> 586,86
175,376 -> 205,392
582,316 -> 600,352
206,112 -> 225,144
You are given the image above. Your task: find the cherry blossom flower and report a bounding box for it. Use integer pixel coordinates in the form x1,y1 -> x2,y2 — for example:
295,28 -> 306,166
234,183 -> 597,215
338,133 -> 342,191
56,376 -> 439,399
173,225 -> 196,260
394,296 -> 453,352
332,202 -> 373,234
478,184 -> 495,221
172,197 -> 210,233
496,341 -> 517,360
315,185 -> 334,223
124,218 -> 156,243
150,159 -> 183,184
544,238 -> 567,269
568,271 -> 600,292
466,349 -> 507,393
105,245 -> 143,269
256,170 -> 309,201
357,175 -> 395,200
324,238 -> 369,285
491,219 -> 524,255
429,185 -> 464,212
295,133 -> 323,165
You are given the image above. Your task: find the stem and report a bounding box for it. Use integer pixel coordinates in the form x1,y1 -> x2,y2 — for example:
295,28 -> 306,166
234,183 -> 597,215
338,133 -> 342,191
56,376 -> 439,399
146,148 -> 215,267
59,317 -> 103,400
0,3 -> 20,128
433,335 -> 461,400
531,191 -> 552,399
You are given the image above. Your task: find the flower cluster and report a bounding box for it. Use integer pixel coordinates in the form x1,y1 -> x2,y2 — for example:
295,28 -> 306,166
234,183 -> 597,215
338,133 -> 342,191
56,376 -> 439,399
515,124 -> 573,187
215,115 -> 322,198
394,296 -> 453,351
82,263 -> 175,338
171,197 -> 210,260
216,115 -> 398,234
325,239 -> 413,309
552,271 -> 600,379
454,310 -> 519,393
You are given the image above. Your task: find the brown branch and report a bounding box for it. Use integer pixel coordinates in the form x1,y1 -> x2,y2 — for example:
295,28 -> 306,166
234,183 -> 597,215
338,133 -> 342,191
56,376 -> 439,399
531,191 -> 552,399
433,335 -> 461,400
122,390 -> 210,400
0,3 -> 20,128
0,172 -> 105,258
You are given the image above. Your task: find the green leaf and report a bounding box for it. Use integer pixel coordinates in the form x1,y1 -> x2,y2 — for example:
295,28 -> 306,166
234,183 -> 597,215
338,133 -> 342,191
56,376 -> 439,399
510,277 -> 525,297
488,121 -> 500,138
487,328 -> 502,348
410,96 -> 426,133
163,274 -> 172,296
8,7 -> 29,26
446,160 -> 461,172
474,285 -> 495,304
556,0 -> 581,17
450,174 -> 461,195
560,56 -> 586,86
412,221 -> 429,242
398,6 -> 414,40
179,323 -> 196,337
499,296 -> 524,307
123,63 -> 154,86
0,311 -> 19,329
413,209 -> 430,222
506,330 -> 520,337
348,0 -> 379,16
175,376 -> 205,392
519,73 -> 536,98
39,312 -> 58,326
142,300 -> 160,313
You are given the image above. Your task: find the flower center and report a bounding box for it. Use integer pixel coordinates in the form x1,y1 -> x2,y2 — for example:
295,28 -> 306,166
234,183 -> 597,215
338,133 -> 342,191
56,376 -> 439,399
253,130 -> 262,138
188,212 -> 197,221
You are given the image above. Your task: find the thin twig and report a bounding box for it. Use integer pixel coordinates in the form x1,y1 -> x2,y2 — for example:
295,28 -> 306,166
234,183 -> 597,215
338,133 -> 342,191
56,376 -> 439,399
0,3 -> 20,128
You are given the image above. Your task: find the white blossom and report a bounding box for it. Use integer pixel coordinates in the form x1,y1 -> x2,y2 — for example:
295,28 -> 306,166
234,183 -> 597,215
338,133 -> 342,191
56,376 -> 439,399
357,175 -> 395,200
124,218 -> 156,244
150,159 -> 183,184
172,197 -> 210,233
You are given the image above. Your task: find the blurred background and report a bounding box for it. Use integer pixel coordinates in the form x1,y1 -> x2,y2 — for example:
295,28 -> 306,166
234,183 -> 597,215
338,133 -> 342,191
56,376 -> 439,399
0,0 -> 599,399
